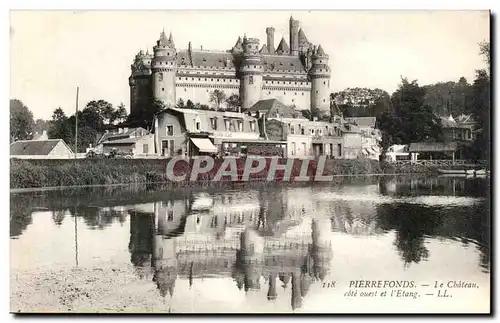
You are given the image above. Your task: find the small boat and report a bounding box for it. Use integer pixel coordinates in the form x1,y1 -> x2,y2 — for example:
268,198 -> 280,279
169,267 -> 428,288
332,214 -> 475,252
438,169 -> 466,175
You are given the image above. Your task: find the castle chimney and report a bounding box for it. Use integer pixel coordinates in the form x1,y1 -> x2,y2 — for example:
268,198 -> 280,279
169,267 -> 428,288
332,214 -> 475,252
289,16 -> 299,56
266,27 -> 275,54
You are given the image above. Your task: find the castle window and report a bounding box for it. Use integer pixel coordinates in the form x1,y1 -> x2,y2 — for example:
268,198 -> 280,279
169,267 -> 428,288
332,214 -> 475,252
237,120 -> 243,132
268,91 -> 271,94
196,121 -> 201,131
192,78 -> 194,80
316,90 -> 318,94
253,65 -> 256,68
205,78 -> 207,81
320,69 -> 323,72
185,77 -> 188,80
295,82 -> 297,85
323,99 -> 326,102
159,73 -> 163,81
224,119 -> 230,130
290,125 -> 295,134
295,92 -> 297,95
324,81 -> 326,85
166,125 -> 173,136
271,81 -> 274,84
292,99 -> 295,102
310,129 -> 315,135
217,79 -> 219,82
284,92 -> 286,95
249,75 -> 254,85
162,88 -> 165,91
250,121 -> 256,131
302,93 -> 304,96
301,127 -> 305,135
167,52 -> 170,56
184,88 -> 187,92
198,78 -> 200,81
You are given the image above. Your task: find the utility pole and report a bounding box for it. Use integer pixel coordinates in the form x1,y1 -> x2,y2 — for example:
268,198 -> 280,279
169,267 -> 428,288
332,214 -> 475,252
75,86 -> 79,159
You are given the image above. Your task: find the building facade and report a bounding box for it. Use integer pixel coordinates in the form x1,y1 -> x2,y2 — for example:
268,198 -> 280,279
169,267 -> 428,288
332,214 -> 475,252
129,16 -> 331,118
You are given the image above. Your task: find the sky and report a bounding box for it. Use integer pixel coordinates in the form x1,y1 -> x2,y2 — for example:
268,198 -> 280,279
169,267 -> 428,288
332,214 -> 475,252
10,10 -> 490,120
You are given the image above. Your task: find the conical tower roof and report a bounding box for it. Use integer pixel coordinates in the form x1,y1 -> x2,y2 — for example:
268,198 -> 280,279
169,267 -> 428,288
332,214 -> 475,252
298,28 -> 309,44
259,44 -> 269,54
276,37 -> 290,55
316,44 -> 326,56
158,29 -> 168,46
168,32 -> 175,47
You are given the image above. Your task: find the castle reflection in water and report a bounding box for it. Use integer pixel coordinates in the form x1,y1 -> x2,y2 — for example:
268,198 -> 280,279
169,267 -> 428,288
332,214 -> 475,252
127,187 -> 334,310
10,176 -> 489,310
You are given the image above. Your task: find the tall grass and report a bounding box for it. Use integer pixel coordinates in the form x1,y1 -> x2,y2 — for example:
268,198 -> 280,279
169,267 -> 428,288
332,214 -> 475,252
11,158 -> 395,189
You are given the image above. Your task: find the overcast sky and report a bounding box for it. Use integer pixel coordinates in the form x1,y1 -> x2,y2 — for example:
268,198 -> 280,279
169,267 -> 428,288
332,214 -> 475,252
10,10 -> 490,120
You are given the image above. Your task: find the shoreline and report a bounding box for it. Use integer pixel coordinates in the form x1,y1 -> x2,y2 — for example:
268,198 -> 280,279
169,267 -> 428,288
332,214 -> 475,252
9,172 -> 430,194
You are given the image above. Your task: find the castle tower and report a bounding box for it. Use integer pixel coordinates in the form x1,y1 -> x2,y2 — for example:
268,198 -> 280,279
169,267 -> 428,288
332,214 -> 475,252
309,44 -> 331,116
239,36 -> 264,111
266,27 -> 275,54
151,30 -> 177,107
129,50 -> 153,117
289,16 -> 300,56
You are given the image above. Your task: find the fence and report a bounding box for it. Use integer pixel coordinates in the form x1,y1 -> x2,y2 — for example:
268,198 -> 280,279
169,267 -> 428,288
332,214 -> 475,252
390,159 -> 486,167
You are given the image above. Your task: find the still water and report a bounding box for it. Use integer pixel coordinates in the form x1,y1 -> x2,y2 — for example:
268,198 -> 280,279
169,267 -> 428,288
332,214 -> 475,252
10,175 -> 490,313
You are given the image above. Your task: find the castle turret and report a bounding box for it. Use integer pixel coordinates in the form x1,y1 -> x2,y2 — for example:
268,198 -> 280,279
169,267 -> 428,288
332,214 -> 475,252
309,44 -> 331,116
239,37 -> 264,111
129,50 -> 153,117
152,30 -> 177,107
266,27 -> 275,54
289,16 -> 299,56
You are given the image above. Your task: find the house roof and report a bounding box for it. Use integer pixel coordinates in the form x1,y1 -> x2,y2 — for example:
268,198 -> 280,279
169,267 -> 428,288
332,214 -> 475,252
440,115 -> 458,128
247,99 -> 303,118
10,139 -> 73,156
344,117 -> 377,128
164,107 -> 260,134
98,127 -> 147,144
408,142 -> 458,152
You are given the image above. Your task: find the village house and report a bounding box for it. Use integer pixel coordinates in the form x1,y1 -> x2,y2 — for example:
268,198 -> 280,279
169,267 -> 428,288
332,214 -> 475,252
10,139 -> 74,159
101,134 -> 156,158
91,127 -> 149,155
385,144 -> 410,162
344,117 -> 381,160
441,114 -> 476,142
153,107 -> 280,157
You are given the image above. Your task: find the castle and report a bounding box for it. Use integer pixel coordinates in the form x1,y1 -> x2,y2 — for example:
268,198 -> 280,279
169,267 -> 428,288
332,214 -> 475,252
129,16 -> 331,118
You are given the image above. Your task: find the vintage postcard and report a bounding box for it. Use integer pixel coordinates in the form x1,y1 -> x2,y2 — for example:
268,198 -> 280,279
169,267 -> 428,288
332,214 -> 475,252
9,10 -> 491,314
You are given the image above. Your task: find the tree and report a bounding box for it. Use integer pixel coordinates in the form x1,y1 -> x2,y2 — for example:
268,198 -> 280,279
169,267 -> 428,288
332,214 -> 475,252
186,99 -> 195,109
10,99 -> 34,142
33,119 -> 48,135
112,103 -> 128,125
479,41 -> 490,72
176,98 -> 185,109
377,78 -> 443,159
209,90 -> 226,110
84,100 -> 114,127
48,107 -> 72,142
471,69 -> 490,161
226,94 -> 241,112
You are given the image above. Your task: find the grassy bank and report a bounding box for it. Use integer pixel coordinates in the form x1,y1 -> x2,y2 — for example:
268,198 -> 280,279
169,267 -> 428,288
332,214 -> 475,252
10,158 -> 413,189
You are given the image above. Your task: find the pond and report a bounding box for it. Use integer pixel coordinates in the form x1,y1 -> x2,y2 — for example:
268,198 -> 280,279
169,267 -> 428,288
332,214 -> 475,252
10,175 -> 490,313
